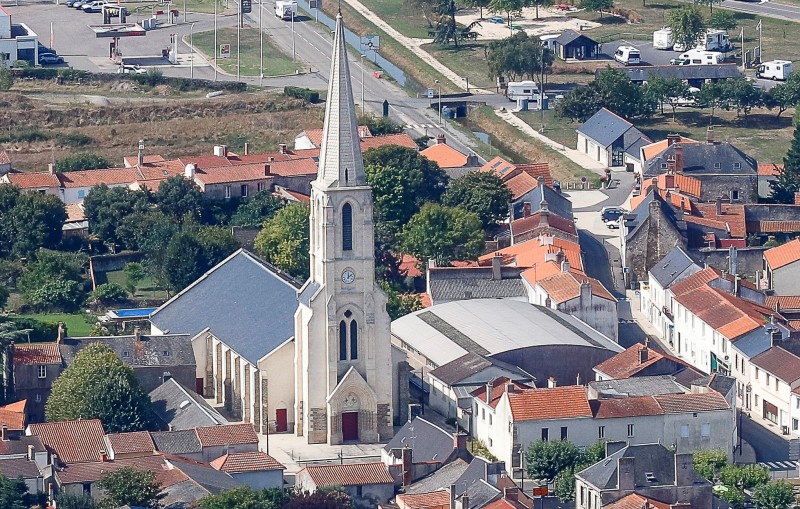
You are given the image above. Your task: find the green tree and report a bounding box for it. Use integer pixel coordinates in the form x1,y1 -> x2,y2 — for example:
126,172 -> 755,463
284,489 -> 353,509
231,191 -> 284,227
255,203 -> 310,281
525,439 -> 580,484
124,262 -> 145,294
463,0 -> 491,18
88,283 -> 129,307
400,203 -> 484,266
164,230 -> 208,293
46,343 -> 156,432
752,481 -> 796,509
97,467 -> 165,509
56,492 -> 97,509
0,187 -> 67,258
434,0 -> 460,46
554,468 -> 578,502
0,58 -> 13,92
772,127 -> 800,203
357,114 -> 404,135
765,73 -> 800,118
197,226 -> 240,267
83,185 -> 152,250
530,0 -> 553,19
380,281 -> 424,320
487,32 -> 554,83
55,153 -> 109,173
0,285 -> 8,310
719,77 -> 765,122
199,486 -> 291,509
556,69 -> 653,121
553,440 -> 605,502
18,250 -> 87,311
118,211 -> 179,293
696,0 -> 722,13
697,80 -> 725,124
443,171 -> 511,228
489,0 -> 526,26
155,175 -> 202,222
579,0 -> 613,17
692,449 -> 728,481
708,10 -> 737,31
719,464 -> 770,493
667,6 -> 706,52
0,474 -> 30,509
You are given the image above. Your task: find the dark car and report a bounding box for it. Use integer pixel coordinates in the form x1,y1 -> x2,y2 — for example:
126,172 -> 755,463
39,54 -> 64,65
601,207 -> 627,228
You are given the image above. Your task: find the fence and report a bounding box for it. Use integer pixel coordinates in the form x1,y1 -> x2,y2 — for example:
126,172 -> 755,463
597,32 -> 652,44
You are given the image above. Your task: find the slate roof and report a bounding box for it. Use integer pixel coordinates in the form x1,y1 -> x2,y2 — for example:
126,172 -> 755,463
427,266 -> 526,302
301,462 -> 395,487
589,375 -> 687,398
429,352 -> 532,386
58,333 -> 194,370
577,108 -> 635,148
764,238 -> 800,270
383,417 -> 456,464
555,29 -> 596,46
0,434 -> 45,457
0,457 -> 41,479
210,451 -> 285,473
150,249 -> 301,364
168,456 -> 241,493
406,458 -> 469,494
28,419 -> 106,464
613,64 -> 742,83
459,479 -> 501,509
525,184 -> 573,220
150,378 -> 228,431
644,142 -> 757,177
751,346 -> 800,383
649,247 -> 697,288
150,430 -> 202,455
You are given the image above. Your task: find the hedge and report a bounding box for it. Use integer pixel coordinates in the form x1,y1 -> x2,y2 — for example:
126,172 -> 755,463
284,86 -> 320,103
0,316 -> 59,343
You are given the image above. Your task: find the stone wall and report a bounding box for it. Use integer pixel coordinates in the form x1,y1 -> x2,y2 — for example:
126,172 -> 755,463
625,201 -> 685,283
692,246 -> 767,278
698,174 -> 758,203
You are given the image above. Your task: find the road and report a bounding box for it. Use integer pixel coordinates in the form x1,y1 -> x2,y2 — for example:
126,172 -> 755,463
740,413 -> 791,462
720,0 -> 800,21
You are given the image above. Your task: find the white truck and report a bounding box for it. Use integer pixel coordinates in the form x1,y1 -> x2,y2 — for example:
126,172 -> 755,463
653,28 -> 673,50
275,0 -> 297,20
506,80 -> 540,101
757,60 -> 794,80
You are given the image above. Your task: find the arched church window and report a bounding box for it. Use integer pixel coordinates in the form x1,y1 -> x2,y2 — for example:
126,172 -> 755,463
342,203 -> 353,251
339,321 -> 347,361
350,320 -> 358,360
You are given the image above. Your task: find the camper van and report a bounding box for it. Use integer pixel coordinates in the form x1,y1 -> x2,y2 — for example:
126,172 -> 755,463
275,0 -> 297,20
540,34 -> 559,52
614,45 -> 641,65
757,60 -> 794,80
674,29 -> 731,52
653,28 -> 673,50
676,49 -> 725,65
506,81 -> 540,101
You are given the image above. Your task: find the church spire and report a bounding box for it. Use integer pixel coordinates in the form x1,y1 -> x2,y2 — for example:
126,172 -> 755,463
315,12 -> 365,188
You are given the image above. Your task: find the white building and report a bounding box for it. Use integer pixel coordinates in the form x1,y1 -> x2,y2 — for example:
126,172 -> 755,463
0,6 -> 38,68
763,238 -> 800,296
639,246 -> 701,340
747,346 -> 800,437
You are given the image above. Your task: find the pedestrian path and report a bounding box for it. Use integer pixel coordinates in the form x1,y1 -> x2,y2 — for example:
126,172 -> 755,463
759,460 -> 797,471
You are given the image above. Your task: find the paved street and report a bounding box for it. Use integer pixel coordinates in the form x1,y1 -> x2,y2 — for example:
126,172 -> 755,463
720,0 -> 800,21
741,413 -> 792,462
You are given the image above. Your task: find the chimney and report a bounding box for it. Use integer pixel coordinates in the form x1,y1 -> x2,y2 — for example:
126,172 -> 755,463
401,447 -> 412,486
27,444 -> 35,461
134,326 -> 142,341
715,196 -> 723,216
461,494 -> 470,509
555,248 -> 565,266
667,155 -> 676,174
561,259 -> 570,273
576,372 -> 581,385
279,143 -> 288,154
666,133 -> 680,146
618,456 -> 635,491
100,449 -> 108,462
706,126 -> 715,144
504,487 -> 519,502
437,134 -> 446,145
547,376 -> 556,388
537,176 -> 545,188
734,274 -> 741,296
454,432 -> 468,454
491,254 -> 502,281
505,382 -> 516,394
674,453 -> 695,486
674,144 -> 684,173
639,342 -> 649,364
48,162 -> 55,175
1,424 -> 7,441
243,142 -> 250,156
50,454 -> 59,467
137,139 -> 144,166
213,144 -> 228,157
56,322 -> 66,344
264,164 -> 271,176
539,201 -> 549,228
428,258 -> 437,269
184,163 -> 196,180
485,381 -> 492,403
523,202 -> 532,218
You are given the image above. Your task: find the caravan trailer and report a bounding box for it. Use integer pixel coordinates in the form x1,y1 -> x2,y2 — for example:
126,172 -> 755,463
673,29 -> 731,52
506,81 -> 540,101
757,60 -> 794,80
653,28 -> 673,50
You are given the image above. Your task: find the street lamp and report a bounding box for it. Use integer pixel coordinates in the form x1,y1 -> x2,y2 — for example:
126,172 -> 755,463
213,0 -> 218,81
462,76 -> 469,93
259,0 -> 264,86
291,9 -> 296,62
189,22 -> 195,79
183,0 -> 187,22
435,79 -> 442,126
360,54 -> 366,116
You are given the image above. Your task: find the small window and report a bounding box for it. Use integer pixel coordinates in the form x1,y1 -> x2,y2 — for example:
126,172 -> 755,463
83,483 -> 91,495
713,162 -> 721,169
794,419 -> 798,431
257,182 -> 265,192
342,203 -> 353,251
122,351 -> 130,358
627,424 -> 635,437
489,414 -> 493,426
733,162 -> 741,169
660,163 -> 668,169
541,428 -> 549,441
560,426 -> 568,441
224,185 -> 231,199
38,365 -> 47,379
598,426 -> 605,439
731,190 -> 740,200
680,424 -> 689,438
240,184 -> 249,197
77,190 -> 86,199
35,393 -> 42,402
163,350 -> 171,357
767,374 -> 771,385
755,368 -> 759,380
482,408 -> 485,420
701,422 -> 711,437
488,438 -> 493,447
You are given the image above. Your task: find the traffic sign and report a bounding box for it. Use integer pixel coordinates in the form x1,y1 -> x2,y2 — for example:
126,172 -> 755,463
360,35 -> 380,51
220,44 -> 231,59
241,0 -> 252,13
426,88 -> 435,98
532,487 -> 549,497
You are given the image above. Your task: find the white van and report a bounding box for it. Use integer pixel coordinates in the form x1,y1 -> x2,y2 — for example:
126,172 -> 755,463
506,80 -> 540,101
275,0 -> 297,20
653,28 -> 673,50
757,60 -> 794,80
678,49 -> 724,65
614,45 -> 641,65
675,29 -> 730,52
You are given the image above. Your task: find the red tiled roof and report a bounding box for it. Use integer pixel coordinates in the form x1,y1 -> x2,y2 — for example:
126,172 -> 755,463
751,346 -> 800,383
507,386 -> 592,422
691,203 -> 747,238
228,152 -> 293,164
506,172 -> 540,201
420,143 -> 470,168
511,213 -> 577,238
123,155 -> 165,167
301,125 -> 372,147
591,396 -> 663,419
536,271 -> 616,304
56,455 -> 172,485
653,392 -> 729,413
178,155 -> 232,169
194,424 -> 258,447
396,490 -> 451,509
605,493 -> 670,509
669,267 -> 721,296
674,285 -> 772,340
13,343 -> 62,365
5,171 -> 61,189
656,173 -> 701,198
0,400 -> 26,430
210,451 -> 285,473
471,378 -> 532,408
480,156 -> 552,186
269,158 -> 319,176
0,150 -> 10,165
360,133 -> 418,151
640,137 -> 697,161
483,499 -> 527,509
593,343 -> 685,379
28,419 -> 106,464
764,238 -> 800,270
399,253 -> 423,278
302,462 -> 395,487
280,188 -> 311,204
194,163 -> 269,185
65,203 -> 86,223
747,220 -> 800,233
766,295 -> 800,311
106,431 -> 155,456
57,168 -> 141,188
758,163 -> 783,176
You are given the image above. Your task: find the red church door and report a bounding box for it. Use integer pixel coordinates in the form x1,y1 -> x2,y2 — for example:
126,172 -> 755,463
275,409 -> 288,432
341,412 -> 359,442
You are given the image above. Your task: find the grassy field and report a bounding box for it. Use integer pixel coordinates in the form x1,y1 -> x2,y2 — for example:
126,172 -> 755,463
18,313 -> 95,337
105,270 -> 169,300
357,0 -> 433,38
193,26 -> 301,77
125,0 -> 229,15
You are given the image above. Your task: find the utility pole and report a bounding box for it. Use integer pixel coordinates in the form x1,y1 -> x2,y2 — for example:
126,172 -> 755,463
435,79 -> 442,126
291,9 -> 296,62
190,22 -> 195,79
237,0 -> 241,80
360,54 -> 366,115
259,0 -> 264,86
214,0 -> 218,80
183,0 -> 186,22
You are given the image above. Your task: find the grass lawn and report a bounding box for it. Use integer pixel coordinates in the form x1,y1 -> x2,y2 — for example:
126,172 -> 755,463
18,313 -> 95,337
193,26 -> 302,77
357,0 -> 433,38
105,270 -> 169,300
125,0 -> 222,15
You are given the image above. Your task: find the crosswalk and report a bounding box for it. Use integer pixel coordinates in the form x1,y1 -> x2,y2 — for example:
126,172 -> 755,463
403,123 -> 438,131
759,460 -> 798,471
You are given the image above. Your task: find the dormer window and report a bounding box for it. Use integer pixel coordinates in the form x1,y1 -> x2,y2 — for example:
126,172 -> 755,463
713,163 -> 721,169
163,350 -> 171,357
733,162 -> 741,169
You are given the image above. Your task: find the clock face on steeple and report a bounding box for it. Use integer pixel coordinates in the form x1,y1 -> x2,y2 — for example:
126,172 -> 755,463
341,269 -> 355,284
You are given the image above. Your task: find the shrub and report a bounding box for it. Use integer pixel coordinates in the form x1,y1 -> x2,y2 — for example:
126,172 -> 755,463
88,283 -> 129,307
0,317 -> 58,342
55,132 -> 93,147
0,128 -> 51,143
55,153 -> 109,173
15,67 -> 58,80
284,86 -> 320,103
58,68 -> 89,81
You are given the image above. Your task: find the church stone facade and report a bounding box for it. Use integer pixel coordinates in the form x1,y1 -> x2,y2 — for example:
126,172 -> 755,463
293,12 -> 395,445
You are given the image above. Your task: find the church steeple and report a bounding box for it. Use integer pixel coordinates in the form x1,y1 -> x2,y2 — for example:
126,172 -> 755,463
316,12 -> 365,188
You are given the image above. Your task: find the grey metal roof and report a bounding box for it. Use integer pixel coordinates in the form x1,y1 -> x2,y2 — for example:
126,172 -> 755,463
150,430 -> 202,455
649,247 -> 697,288
406,458 -> 469,494
149,378 -> 228,431
612,64 -> 743,83
428,267 -> 526,303
625,136 -> 651,159
589,375 -> 686,397
150,249 -> 301,364
429,352 -> 533,386
391,300 -> 623,368
644,142 -> 757,177
454,456 -> 505,489
59,334 -> 194,368
577,108 -> 634,148
554,29 -> 597,46
383,417 -> 456,464
691,374 -> 735,398
624,191 -> 655,241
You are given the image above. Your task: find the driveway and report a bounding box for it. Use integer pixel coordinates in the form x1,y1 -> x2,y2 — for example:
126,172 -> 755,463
600,39 -> 682,66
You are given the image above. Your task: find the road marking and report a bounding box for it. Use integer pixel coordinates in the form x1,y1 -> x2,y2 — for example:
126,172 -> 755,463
404,123 -> 437,131
759,461 -> 797,470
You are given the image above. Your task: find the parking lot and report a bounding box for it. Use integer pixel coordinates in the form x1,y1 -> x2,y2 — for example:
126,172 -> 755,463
600,39 -> 684,66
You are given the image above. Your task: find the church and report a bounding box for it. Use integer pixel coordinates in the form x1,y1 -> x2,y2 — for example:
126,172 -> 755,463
149,12 -> 402,445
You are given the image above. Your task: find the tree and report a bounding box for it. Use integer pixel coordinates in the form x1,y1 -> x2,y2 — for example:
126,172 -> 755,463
697,80 -> 725,124
525,439 -> 580,484
380,281 -> 424,320
0,186 -> 67,258
97,467 -> 165,509
487,32 -> 554,83
88,283 -> 129,307
55,153 -> 109,173
56,492 -> 96,509
692,449 -> 728,481
752,481 -> 796,509
645,75 -> 689,118
284,489 -> 353,509
0,58 -> 13,92
357,114 -> 404,136
199,486 -> 291,509
489,0 -> 525,26
434,0 -> 460,46
18,250 -> 87,311
400,204 -> 484,266
772,127 -> 800,203
765,73 -> 800,118
83,185 -> 152,250
696,0 -> 722,13
667,6 -> 706,52
118,211 -> 179,293
124,262 -> 145,294
0,474 -> 30,509
46,343 -> 156,432
231,191 -> 283,227
155,175 -> 202,222
530,0 -> 553,19
556,69 -> 653,122
0,285 -> 8,310
255,203 -> 310,281
443,171 -> 511,228
163,230 -> 208,293
579,0 -> 613,17
708,10 -> 737,31
554,468 -> 578,502
719,77 -> 764,122
463,0 -> 490,18
719,464 -> 770,493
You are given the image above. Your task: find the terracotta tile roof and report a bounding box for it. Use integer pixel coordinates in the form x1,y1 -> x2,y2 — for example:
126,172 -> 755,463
479,236 -> 582,271
766,296 -> 800,311
511,213 -> 578,238
228,152 -> 293,164
758,163 -> 783,176
751,346 -> 800,383
591,396 -> 663,419
764,238 -> 800,270
194,163 -> 269,185
210,451 -> 285,473
420,143 -> 470,168
471,378 -> 533,408
505,172 -> 540,201
399,253 -> 423,278
28,419 -> 106,464
0,150 -> 10,165
0,400 -> 26,430
483,499 -> 527,509
536,271 -> 616,304
507,386 -> 592,421
640,137 -> 697,161
653,392 -> 730,413
396,490 -> 451,509
594,343 -> 684,379
65,203 -> 86,222
194,423 -> 258,447
280,188 -> 311,204
520,260 -> 585,286
106,431 -> 155,456
669,267 -> 721,296
360,133 -> 418,151
691,203 -> 746,238
57,167 -> 142,188
56,455 -> 172,485
674,285 -> 771,340
628,191 -> 649,212
655,173 -> 701,198
178,155 -> 232,169
301,125 -> 372,147
301,462 -> 395,486
123,155 -> 165,167
480,156 -> 552,186
418,293 -> 432,308
13,342 -> 62,365
269,158 -> 319,176
790,320 -> 800,331
605,493 -> 670,509
5,171 -> 61,189
747,220 -> 800,233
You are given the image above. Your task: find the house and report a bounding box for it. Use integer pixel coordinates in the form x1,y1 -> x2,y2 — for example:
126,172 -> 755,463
757,163 -> 783,199
0,150 -> 11,175
575,443 -> 712,509
553,30 -> 598,60
0,428 -> 48,494
426,257 -> 527,306
640,135 -> 698,167
509,210 -> 579,245
105,431 -> 156,460
748,346 -> 800,436
149,378 -> 228,431
149,430 -> 204,461
640,246 -> 702,338
295,125 -> 372,150
295,462 -> 396,508
576,108 -> 651,170
593,342 -> 700,383
195,423 -> 259,461
7,342 -> 63,423
480,156 -> 552,187
0,400 -> 28,436
763,238 -> 800,295
510,180 -> 572,221
0,6 -> 39,67
480,234 -> 583,271
396,490 -> 451,509
210,451 -> 285,489
420,135 -> 480,178
613,63 -> 743,88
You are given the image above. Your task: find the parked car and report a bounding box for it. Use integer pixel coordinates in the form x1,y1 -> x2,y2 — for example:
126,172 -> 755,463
600,207 -> 627,226
39,54 -> 64,65
73,0 -> 90,8
65,0 -> 82,6
614,45 -> 641,66
83,1 -> 108,12
117,64 -> 147,74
